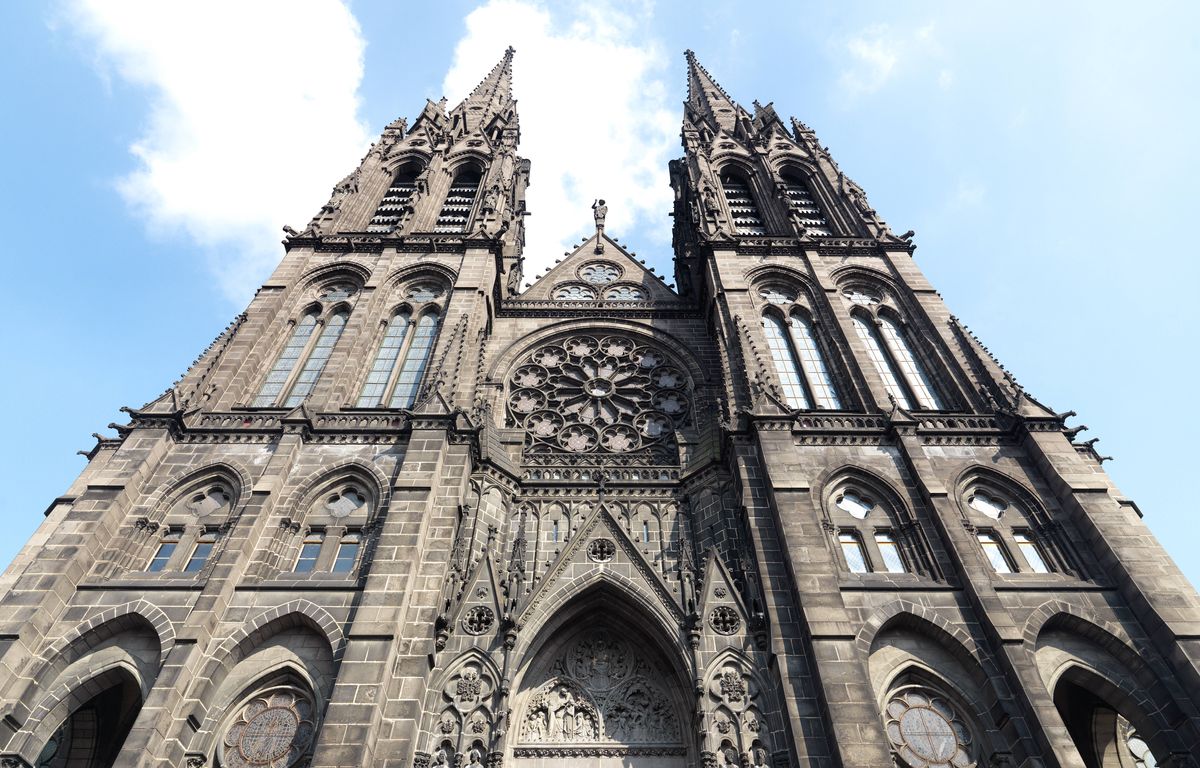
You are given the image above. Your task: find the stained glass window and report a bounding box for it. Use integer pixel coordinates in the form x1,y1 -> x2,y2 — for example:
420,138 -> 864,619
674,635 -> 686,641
580,263 -> 620,284
853,315 -> 912,409
389,311 -> 439,408
762,314 -> 811,409
357,312 -> 411,407
253,311 -> 319,407
788,313 -> 841,409
878,317 -> 944,410
284,310 -> 348,407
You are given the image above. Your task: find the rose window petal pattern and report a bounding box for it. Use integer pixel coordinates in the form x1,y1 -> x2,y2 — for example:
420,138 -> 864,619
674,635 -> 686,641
884,690 -> 975,768
579,262 -> 621,284
220,689 -> 317,768
508,335 -> 692,455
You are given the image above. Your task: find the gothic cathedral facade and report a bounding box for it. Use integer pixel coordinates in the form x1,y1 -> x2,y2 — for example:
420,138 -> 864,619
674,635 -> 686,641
2,50 -> 1198,768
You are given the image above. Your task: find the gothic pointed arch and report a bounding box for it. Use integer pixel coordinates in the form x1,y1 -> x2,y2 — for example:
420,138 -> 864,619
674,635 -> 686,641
415,649 -> 505,765
700,647 -> 786,768
508,584 -> 694,768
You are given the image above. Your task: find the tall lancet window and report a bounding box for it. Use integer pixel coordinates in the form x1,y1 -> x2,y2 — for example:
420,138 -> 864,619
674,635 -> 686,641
357,311 -> 412,406
852,315 -> 912,410
253,311 -> 319,407
283,310 -> 348,407
368,165 -> 420,232
780,171 -> 832,236
763,313 -> 810,409
787,313 -> 842,409
721,172 -> 766,235
763,312 -> 842,411
877,316 -> 944,410
852,315 -> 944,410
435,169 -> 482,232
389,310 -> 440,408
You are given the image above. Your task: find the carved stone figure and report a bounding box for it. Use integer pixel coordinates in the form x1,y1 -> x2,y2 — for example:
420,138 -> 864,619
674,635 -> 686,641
592,199 -> 608,236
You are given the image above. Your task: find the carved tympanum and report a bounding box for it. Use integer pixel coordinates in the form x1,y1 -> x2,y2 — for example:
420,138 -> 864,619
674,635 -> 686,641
517,629 -> 682,749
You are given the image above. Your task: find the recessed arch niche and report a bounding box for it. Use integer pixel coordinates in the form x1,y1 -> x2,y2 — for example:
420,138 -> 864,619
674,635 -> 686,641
508,587 -> 693,768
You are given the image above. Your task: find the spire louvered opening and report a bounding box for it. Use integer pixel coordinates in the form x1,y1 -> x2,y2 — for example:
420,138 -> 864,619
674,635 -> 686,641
435,169 -> 482,232
368,165 -> 421,232
781,171 -> 832,236
720,172 -> 766,235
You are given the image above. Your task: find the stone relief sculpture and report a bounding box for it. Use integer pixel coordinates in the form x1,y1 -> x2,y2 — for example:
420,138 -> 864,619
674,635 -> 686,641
516,629 -> 683,751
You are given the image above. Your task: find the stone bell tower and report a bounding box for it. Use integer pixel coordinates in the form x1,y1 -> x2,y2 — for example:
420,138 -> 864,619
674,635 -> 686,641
1,47 -> 1199,768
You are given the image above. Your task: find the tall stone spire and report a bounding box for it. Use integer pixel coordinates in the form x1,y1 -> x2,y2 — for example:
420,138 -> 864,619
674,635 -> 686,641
450,46 -> 518,138
684,49 -> 742,133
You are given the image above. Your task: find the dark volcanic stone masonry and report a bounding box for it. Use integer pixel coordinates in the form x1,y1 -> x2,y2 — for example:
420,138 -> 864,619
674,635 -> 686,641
2,49 -> 1198,768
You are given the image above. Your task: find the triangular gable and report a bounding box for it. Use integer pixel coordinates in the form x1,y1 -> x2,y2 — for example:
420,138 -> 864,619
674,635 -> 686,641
517,502 -> 685,626
518,232 -> 679,302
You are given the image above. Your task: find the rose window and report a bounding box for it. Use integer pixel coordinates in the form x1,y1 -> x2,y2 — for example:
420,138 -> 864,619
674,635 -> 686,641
884,690 -> 975,768
604,285 -> 644,301
554,285 -> 596,301
508,335 -> 691,454
579,262 -> 621,284
220,689 -> 316,768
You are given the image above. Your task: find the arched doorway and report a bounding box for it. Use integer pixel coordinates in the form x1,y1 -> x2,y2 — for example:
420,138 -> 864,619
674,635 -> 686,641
1053,677 -> 1161,768
508,594 -> 693,768
34,671 -> 142,768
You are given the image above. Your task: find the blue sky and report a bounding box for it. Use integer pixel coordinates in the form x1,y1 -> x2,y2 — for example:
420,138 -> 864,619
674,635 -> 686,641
2,1 -> 1198,587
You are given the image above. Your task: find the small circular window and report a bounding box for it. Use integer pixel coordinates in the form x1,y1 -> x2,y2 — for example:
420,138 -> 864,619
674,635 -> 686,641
605,285 -> 644,301
579,262 -> 621,284
554,284 -> 596,301
884,689 -> 974,768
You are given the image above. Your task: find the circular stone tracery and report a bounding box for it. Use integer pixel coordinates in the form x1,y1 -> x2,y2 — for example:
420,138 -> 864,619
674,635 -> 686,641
884,690 -> 974,768
508,335 -> 691,454
220,689 -> 316,768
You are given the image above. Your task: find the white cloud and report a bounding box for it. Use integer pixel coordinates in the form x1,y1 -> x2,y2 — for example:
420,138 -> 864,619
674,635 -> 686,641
63,1 -> 372,301
837,22 -> 948,102
443,0 -> 676,287
838,26 -> 899,98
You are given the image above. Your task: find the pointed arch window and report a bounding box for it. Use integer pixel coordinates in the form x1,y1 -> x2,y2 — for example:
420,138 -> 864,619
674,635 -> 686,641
877,316 -> 944,410
435,169 -> 482,232
368,165 -> 421,232
357,311 -> 412,406
787,313 -> 841,409
762,311 -> 842,410
253,310 -> 319,407
389,310 -> 440,408
780,171 -> 831,236
853,314 -> 943,410
282,310 -> 348,407
721,172 -> 766,235
762,313 -> 810,409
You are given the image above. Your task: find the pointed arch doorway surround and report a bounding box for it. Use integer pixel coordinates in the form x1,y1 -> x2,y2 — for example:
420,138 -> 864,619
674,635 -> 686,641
508,588 -> 693,768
